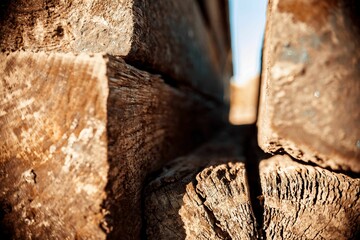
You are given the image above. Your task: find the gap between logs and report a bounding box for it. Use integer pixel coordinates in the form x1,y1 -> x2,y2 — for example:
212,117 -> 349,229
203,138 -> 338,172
122,58 -> 226,107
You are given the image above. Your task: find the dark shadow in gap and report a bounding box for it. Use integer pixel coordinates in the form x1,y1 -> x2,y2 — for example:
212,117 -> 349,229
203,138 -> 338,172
242,125 -> 271,239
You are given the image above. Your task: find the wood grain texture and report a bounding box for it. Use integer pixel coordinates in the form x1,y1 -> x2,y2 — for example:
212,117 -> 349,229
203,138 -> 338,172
0,0 -> 224,101
260,155 -> 360,240
0,52 -> 109,239
105,55 -> 224,239
145,128 -> 258,240
258,0 -> 360,172
0,52 -> 224,239
198,0 -> 232,78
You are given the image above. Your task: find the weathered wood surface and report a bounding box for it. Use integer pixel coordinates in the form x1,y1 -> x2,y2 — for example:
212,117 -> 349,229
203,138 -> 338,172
260,155 -> 360,239
105,55 -> 224,239
258,0 -> 360,172
0,52 -> 224,239
0,52 -> 109,240
145,128 -> 258,240
0,0 -> 224,101
198,0 -> 229,58
198,0 -> 232,80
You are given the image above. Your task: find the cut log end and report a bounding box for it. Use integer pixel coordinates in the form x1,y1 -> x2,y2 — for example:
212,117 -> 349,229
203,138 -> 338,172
145,129 -> 258,240
0,52 -> 109,239
180,162 -> 257,240
0,51 -> 224,239
260,155 -> 360,240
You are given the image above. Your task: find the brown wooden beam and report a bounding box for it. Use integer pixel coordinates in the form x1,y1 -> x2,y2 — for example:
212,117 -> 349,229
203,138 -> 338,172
0,52 -> 224,239
144,128 -> 258,240
258,0 -> 360,172
0,0 -> 225,101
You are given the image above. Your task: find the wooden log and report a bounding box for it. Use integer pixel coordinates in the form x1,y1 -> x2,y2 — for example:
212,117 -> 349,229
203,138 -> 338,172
258,0 -> 360,172
197,0 -> 231,74
260,155 -> 360,239
197,0 -> 232,102
198,0 -> 230,55
144,128 -> 258,240
0,0 -> 224,101
0,52 -> 224,239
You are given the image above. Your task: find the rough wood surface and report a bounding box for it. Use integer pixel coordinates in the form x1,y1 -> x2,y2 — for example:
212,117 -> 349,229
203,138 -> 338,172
145,128 -> 258,240
0,52 -> 109,240
198,0 -> 229,59
105,55 -> 224,239
260,155 -> 360,239
198,0 -> 232,80
0,52 -> 224,239
0,0 -> 224,101
258,0 -> 360,172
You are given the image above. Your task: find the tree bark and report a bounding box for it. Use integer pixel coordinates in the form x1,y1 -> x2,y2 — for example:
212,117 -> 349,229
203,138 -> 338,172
258,0 -> 360,172
145,128 -> 258,240
260,155 -> 360,239
0,52 -> 224,239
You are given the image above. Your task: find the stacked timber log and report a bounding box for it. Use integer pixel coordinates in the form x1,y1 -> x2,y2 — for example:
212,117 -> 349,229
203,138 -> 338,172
145,0 -> 360,239
144,127 -> 257,240
0,0 -> 231,239
260,155 -> 360,239
145,131 -> 360,240
258,0 -> 360,172
1,0 -> 359,239
257,0 -> 360,239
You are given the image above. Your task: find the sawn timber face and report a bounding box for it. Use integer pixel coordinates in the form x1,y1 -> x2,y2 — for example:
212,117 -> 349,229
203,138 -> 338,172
0,0 -> 224,101
258,0 -> 360,172
0,52 -> 224,239
0,52 -> 109,239
260,155 -> 360,240
104,55 -> 225,239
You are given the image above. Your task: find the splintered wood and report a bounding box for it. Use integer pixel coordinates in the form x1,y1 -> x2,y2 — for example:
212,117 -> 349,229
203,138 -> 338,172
258,0 -> 360,172
0,52 -> 223,239
260,155 -> 360,240
0,0 -> 224,100
145,129 -> 257,240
